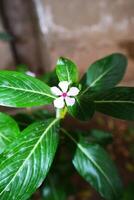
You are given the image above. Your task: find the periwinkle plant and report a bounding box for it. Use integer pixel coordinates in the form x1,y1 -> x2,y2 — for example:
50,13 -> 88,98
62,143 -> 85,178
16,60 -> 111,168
0,53 -> 133,200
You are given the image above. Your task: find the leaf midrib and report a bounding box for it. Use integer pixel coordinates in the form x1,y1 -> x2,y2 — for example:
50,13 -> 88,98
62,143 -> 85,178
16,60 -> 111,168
65,65 -> 71,82
81,61 -> 116,96
62,129 -> 117,198
75,98 -> 86,119
0,132 -> 11,142
0,85 -> 55,99
0,118 -> 58,196
95,100 -> 134,104
76,143 -> 117,197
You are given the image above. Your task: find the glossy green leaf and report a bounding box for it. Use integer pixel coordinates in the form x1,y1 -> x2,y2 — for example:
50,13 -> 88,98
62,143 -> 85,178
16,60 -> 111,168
0,112 -> 20,154
0,70 -> 55,107
94,87 -> 134,120
56,57 -> 79,83
74,129 -> 113,146
68,96 -> 95,121
80,53 -> 127,94
42,176 -> 67,200
62,130 -> 122,200
73,136 -> 122,200
0,118 -> 59,200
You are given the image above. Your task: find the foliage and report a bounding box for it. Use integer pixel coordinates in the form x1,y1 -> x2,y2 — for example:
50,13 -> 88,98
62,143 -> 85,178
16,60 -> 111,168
0,53 -> 133,200
0,32 -> 13,41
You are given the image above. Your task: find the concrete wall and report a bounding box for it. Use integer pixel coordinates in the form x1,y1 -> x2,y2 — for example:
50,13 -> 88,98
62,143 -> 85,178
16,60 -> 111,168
0,18 -> 12,68
0,0 -> 134,84
43,0 -> 134,85
44,0 -> 134,32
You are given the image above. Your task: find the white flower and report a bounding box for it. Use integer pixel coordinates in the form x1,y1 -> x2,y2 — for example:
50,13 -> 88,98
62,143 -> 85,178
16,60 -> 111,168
51,81 -> 80,109
26,71 -> 36,77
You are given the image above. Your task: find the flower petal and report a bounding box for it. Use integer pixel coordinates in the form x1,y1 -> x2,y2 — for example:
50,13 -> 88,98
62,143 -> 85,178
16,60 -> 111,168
51,87 -> 62,96
65,97 -> 75,106
58,81 -> 70,93
54,97 -> 65,108
67,87 -> 80,96
26,71 -> 36,77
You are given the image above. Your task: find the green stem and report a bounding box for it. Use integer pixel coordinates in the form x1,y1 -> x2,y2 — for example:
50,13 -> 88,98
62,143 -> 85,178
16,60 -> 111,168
56,109 -> 60,119
56,107 -> 67,119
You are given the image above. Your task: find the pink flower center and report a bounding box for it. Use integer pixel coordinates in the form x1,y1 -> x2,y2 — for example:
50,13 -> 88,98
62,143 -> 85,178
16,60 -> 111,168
62,92 -> 67,98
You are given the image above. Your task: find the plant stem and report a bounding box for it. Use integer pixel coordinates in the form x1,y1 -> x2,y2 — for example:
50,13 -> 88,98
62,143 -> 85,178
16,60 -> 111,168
56,107 -> 67,119
56,109 -> 60,119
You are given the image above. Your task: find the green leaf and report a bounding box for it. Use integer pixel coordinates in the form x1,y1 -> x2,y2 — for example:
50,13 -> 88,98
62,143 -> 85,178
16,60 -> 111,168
0,70 -> 55,108
40,70 -> 59,86
0,118 -> 59,200
94,87 -> 134,120
16,64 -> 29,73
56,57 -> 79,83
80,53 -> 127,94
42,176 -> 67,200
0,112 -> 20,154
75,129 -> 113,146
73,137 -> 122,200
14,110 -> 54,130
68,96 -> 95,121
0,32 -> 13,41
13,113 -> 35,130
62,130 -> 122,200
89,129 -> 113,146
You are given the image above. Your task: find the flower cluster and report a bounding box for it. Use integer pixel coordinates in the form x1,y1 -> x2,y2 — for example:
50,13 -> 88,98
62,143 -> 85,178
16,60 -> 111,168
51,81 -> 80,109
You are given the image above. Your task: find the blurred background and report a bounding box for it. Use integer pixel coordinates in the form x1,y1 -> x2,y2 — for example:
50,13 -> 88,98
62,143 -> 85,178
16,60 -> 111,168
0,0 -> 134,199
0,0 -> 134,83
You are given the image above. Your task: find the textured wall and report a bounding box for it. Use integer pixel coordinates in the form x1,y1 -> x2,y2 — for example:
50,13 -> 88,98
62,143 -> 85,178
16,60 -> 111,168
43,0 -> 134,85
0,0 -> 134,84
0,18 -> 12,68
44,0 -> 134,33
